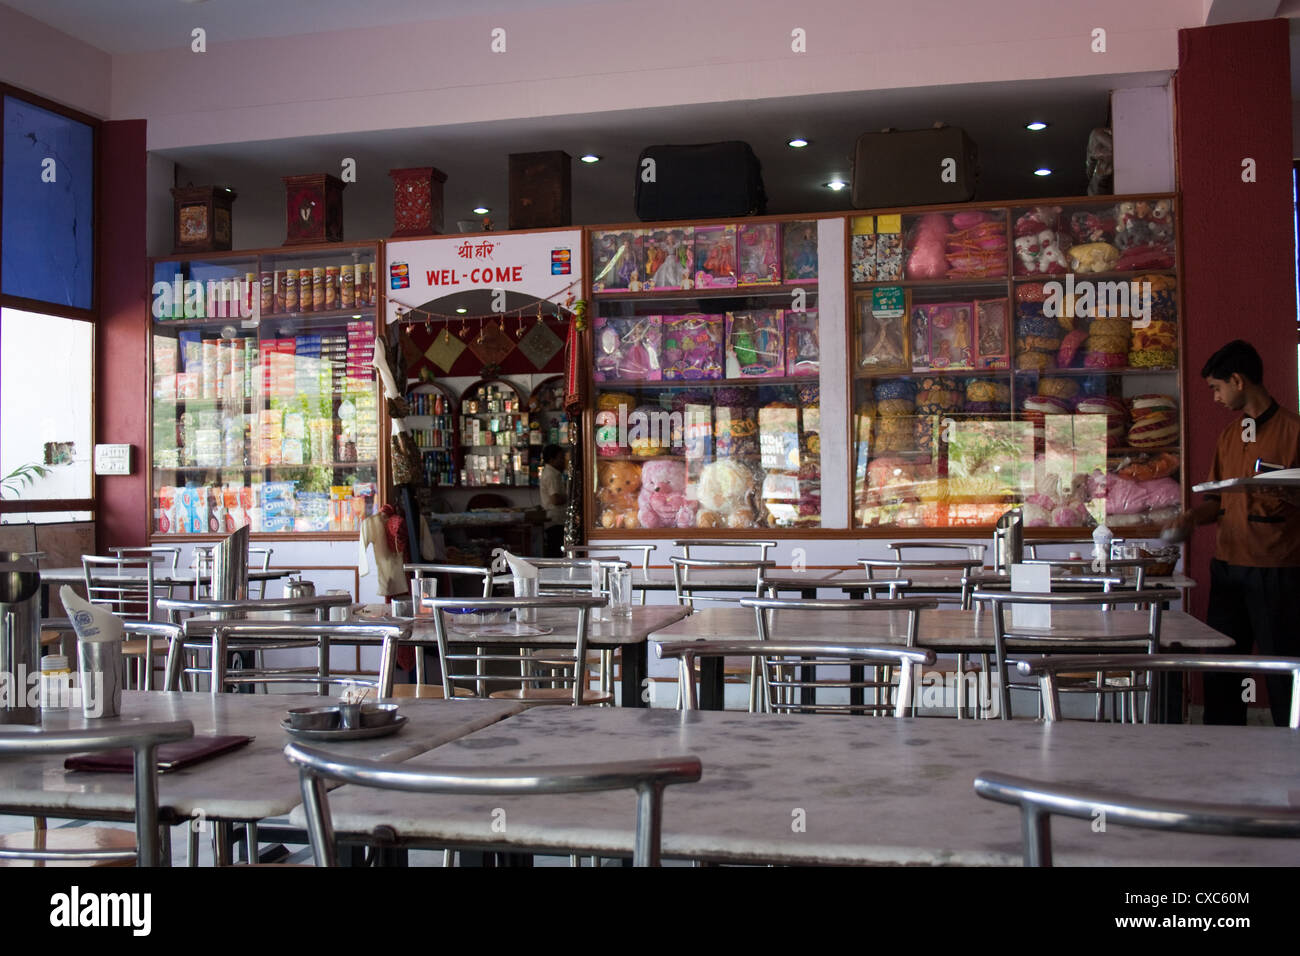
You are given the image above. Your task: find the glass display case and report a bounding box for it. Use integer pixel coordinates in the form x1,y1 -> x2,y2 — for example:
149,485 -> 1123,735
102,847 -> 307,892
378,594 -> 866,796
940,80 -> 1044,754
851,196 -> 1181,533
148,242 -> 383,537
588,217 -> 825,534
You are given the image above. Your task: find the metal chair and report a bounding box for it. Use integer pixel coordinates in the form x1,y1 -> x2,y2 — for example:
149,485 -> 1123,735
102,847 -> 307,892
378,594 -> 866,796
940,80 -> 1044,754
0,721 -> 193,867
743,596 -> 938,715
157,594 -> 355,693
425,595 -> 610,705
657,640 -> 935,716
1017,654 -> 1300,728
1021,557 -> 1159,590
81,555 -> 167,689
670,558 -> 776,711
973,771 -> 1300,866
248,547 -> 274,599
284,742 -> 702,867
567,545 -> 655,604
405,563 -> 503,686
1023,538 -> 1092,559
970,588 -> 1180,721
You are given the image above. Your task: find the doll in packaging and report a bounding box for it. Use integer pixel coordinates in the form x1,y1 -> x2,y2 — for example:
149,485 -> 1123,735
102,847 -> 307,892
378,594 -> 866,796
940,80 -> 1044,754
591,229 -> 644,292
593,314 -> 662,382
661,313 -> 724,380
725,310 -> 785,378
737,223 -> 781,285
693,225 -> 737,289
783,220 -> 818,283
644,227 -> 694,290
784,310 -> 820,377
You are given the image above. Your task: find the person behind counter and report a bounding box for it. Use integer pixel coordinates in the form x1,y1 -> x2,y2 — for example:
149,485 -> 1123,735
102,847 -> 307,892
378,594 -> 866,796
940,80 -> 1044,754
1165,339 -> 1300,726
539,443 -> 568,557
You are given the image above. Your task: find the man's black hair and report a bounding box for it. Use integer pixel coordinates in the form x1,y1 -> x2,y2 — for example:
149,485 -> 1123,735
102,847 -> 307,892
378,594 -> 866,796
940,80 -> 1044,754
1200,339 -> 1263,385
542,443 -> 564,464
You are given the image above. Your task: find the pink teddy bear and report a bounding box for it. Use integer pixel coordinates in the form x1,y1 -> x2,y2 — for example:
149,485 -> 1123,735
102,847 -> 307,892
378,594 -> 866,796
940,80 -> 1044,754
637,458 -> 697,528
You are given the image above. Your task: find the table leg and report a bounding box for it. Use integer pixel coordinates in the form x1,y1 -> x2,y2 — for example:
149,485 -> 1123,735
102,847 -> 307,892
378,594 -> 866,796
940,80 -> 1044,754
621,644 -> 648,708
700,657 -> 724,710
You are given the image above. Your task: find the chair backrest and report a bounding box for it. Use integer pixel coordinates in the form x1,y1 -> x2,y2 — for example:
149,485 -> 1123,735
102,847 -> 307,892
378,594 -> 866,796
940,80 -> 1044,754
973,771 -> 1300,866
1022,538 -> 1091,559
960,572 -> 1141,610
656,638 -> 935,716
887,541 -> 986,561
284,742 -> 702,866
1021,557 -> 1158,589
670,557 -> 774,608
424,595 -> 606,703
567,544 -> 655,579
157,593 -> 352,624
404,563 -> 500,600
859,557 -> 984,579
109,546 -> 181,573
166,620 -> 409,695
0,721 -> 193,866
82,555 -> 157,622
1017,654 -> 1300,728
521,557 -> 631,597
673,539 -> 777,562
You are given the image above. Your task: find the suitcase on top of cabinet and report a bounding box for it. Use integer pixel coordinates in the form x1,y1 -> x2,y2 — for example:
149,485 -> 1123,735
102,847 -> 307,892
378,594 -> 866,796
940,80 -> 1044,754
635,141 -> 767,222
851,127 -> 979,209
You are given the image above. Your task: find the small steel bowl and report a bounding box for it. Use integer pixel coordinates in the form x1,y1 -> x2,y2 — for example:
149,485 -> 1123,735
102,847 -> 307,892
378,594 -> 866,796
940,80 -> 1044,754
359,703 -> 399,728
287,706 -> 340,731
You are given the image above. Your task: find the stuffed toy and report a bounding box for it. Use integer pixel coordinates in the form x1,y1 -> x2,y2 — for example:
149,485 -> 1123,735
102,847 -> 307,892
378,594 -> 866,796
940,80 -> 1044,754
595,392 -> 636,457
596,459 -> 641,529
1067,242 -> 1120,274
628,404 -> 670,457
637,458 -> 696,528
695,459 -> 758,528
906,213 -> 950,280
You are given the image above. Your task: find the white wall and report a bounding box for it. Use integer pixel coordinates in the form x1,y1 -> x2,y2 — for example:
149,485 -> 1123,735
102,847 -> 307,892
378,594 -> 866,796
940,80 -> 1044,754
0,3 -> 111,118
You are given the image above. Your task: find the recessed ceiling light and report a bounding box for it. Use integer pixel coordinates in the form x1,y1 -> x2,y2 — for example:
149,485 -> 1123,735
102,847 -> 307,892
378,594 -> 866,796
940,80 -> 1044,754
1026,122 -> 1049,131
1033,168 -> 1052,177
456,308 -> 468,314
472,207 -> 489,215
580,154 -> 601,164
787,138 -> 809,148
351,314 -> 361,319
825,180 -> 848,191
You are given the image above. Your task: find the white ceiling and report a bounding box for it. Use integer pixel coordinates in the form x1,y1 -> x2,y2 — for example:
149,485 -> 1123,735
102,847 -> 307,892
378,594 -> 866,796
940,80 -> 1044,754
2,0 -> 612,54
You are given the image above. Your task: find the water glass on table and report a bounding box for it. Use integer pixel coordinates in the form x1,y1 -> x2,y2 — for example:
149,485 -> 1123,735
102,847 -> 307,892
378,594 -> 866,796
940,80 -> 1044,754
514,574 -> 538,624
608,568 -> 633,619
590,561 -> 608,622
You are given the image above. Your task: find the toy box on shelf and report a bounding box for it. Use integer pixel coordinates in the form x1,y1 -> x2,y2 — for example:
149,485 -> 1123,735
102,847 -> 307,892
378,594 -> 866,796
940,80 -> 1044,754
148,241 -> 384,539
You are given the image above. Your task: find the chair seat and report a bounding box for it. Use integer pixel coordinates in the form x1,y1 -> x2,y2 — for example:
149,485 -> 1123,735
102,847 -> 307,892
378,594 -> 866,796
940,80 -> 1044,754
390,684 -> 475,699
40,630 -> 69,647
0,827 -> 135,867
488,687 -> 614,705
122,638 -> 170,657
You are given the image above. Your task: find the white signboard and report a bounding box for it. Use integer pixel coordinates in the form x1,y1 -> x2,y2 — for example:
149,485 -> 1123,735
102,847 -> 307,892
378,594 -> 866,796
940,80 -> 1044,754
385,229 -> 583,325
93,444 -> 133,476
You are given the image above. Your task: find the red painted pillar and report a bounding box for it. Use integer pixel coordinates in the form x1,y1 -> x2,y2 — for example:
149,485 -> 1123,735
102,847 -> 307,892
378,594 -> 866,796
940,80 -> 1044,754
95,119 -> 149,550
1174,18 -> 1296,621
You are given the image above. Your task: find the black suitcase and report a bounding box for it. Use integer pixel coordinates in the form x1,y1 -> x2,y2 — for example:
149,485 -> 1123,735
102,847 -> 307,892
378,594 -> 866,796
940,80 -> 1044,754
635,141 -> 767,221
851,127 -> 978,209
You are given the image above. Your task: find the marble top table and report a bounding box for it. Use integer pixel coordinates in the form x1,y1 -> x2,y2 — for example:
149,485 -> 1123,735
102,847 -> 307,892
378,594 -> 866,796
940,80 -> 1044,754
296,706 -> 1300,866
0,691 -> 526,829
1194,471 -> 1300,492
651,606 -> 1233,710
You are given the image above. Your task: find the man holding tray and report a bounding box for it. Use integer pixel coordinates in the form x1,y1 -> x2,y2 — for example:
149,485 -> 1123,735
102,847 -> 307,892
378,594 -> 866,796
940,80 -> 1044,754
1166,339 -> 1300,726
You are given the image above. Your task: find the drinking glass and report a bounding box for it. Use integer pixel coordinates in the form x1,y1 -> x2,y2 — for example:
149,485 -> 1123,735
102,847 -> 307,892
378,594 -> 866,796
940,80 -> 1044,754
608,568 -> 633,619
